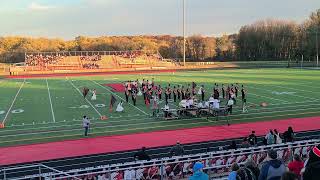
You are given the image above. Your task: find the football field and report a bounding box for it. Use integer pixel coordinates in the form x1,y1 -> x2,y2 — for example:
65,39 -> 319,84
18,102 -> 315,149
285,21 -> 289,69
0,68 -> 320,147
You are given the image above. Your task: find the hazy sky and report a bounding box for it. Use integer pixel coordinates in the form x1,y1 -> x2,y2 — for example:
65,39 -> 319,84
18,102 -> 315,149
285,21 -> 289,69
0,0 -> 319,39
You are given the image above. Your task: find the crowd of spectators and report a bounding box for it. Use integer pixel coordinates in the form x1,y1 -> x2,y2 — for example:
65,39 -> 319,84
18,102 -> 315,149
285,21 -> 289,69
80,55 -> 102,61
26,54 -> 64,66
82,63 -> 99,69
50,126 -> 320,180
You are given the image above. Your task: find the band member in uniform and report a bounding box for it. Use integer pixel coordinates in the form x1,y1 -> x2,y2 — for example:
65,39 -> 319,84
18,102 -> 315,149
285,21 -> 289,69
91,89 -> 97,101
241,85 -> 246,102
173,86 -> 177,102
181,86 -> 185,100
157,85 -> 162,100
124,87 -> 129,103
168,84 -> 172,99
201,85 -> 205,101
186,88 -> 191,99
132,89 -> 137,106
165,86 -> 170,103
177,85 -> 181,100
235,83 -> 239,97
143,85 -> 147,102
82,87 -> 89,99
221,84 -> 225,99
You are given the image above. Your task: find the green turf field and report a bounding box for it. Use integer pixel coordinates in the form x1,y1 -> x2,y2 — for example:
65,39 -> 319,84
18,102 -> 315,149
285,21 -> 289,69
0,68 -> 320,147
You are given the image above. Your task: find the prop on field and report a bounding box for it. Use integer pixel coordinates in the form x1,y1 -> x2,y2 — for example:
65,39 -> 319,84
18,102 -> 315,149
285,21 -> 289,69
0,123 -> 4,128
100,116 -> 108,120
260,102 -> 268,107
82,87 -> 89,98
109,95 -> 117,112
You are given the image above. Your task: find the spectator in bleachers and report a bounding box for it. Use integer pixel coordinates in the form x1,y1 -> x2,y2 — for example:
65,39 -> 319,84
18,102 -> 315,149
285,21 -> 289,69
281,172 -> 299,180
228,140 -> 237,150
258,149 -> 286,180
283,127 -> 295,143
303,145 -> 320,180
189,162 -> 209,180
248,131 -> 258,146
134,147 -> 151,161
228,163 -> 239,180
274,129 -> 283,144
265,130 -> 275,145
236,159 -> 260,180
288,154 -> 304,178
170,141 -> 185,157
241,137 -> 250,148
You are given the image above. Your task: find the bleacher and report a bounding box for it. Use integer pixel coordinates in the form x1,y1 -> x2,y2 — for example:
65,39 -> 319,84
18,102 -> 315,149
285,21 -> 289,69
1,133 -> 319,179
21,51 -> 175,72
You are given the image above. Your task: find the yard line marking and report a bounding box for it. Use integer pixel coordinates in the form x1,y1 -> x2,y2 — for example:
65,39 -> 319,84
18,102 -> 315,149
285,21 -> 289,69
270,99 -> 319,106
256,84 -> 315,100
2,79 -> 25,125
67,78 -> 103,117
247,90 -> 289,103
91,80 -> 148,115
1,105 -> 320,137
1,111 -> 319,143
46,79 -> 56,122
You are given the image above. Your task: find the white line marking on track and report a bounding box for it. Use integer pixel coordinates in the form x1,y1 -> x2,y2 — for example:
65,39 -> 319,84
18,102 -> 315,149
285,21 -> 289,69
91,80 -> 148,115
46,79 -> 56,122
2,79 -> 25,125
67,78 -> 103,117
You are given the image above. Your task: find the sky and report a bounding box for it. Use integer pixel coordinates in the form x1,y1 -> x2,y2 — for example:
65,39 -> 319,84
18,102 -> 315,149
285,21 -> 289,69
0,0 -> 319,39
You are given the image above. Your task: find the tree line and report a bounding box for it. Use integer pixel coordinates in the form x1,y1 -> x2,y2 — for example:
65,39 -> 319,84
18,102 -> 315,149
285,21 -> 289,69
0,9 -> 319,63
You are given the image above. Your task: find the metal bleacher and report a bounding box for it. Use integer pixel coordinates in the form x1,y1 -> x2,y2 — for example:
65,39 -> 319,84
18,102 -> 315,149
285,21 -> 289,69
1,135 -> 319,180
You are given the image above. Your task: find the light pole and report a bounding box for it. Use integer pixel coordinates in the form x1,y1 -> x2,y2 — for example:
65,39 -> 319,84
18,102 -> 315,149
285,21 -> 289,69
183,0 -> 186,66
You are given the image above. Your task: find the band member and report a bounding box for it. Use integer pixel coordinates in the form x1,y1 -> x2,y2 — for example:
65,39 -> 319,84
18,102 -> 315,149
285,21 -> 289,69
151,78 -> 155,88
200,85 -> 205,101
242,98 -> 248,113
192,86 -> 196,96
173,86 -> 177,102
152,96 -> 158,116
165,86 -> 169,103
214,88 -> 219,99
157,85 -> 162,100
186,88 -> 191,99
116,101 -> 124,112
168,84 -> 172,99
241,85 -> 246,102
235,83 -> 239,97
221,84 -> 225,99
227,98 -> 234,114
91,89 -> 97,101
132,89 -> 137,106
143,85 -> 147,102
177,85 -> 181,100
83,116 -> 90,136
181,86 -> 185,100
125,87 -> 129,103
82,87 -> 89,99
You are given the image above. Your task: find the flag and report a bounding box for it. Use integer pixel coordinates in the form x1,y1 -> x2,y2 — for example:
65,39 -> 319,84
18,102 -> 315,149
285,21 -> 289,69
83,87 -> 89,98
109,95 -> 117,112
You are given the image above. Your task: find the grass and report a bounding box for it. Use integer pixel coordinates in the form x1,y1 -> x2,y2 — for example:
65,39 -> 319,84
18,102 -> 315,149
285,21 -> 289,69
0,68 -> 320,147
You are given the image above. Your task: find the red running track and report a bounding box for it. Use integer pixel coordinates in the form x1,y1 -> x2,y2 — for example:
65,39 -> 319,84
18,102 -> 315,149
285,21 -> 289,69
0,116 -> 320,166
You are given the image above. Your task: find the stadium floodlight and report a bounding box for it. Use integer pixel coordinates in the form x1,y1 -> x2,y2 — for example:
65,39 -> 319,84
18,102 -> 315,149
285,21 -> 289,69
183,0 -> 186,66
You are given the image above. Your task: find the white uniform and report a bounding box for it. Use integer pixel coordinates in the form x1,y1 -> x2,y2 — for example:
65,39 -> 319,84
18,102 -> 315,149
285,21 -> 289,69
116,102 -> 124,112
91,91 -> 97,101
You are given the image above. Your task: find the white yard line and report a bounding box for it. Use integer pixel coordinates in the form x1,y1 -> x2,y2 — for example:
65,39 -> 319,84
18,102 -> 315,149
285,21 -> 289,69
247,90 -> 289,103
46,79 -> 56,122
2,79 -> 25,124
91,80 -> 149,115
67,78 -> 103,117
256,84 -> 315,100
